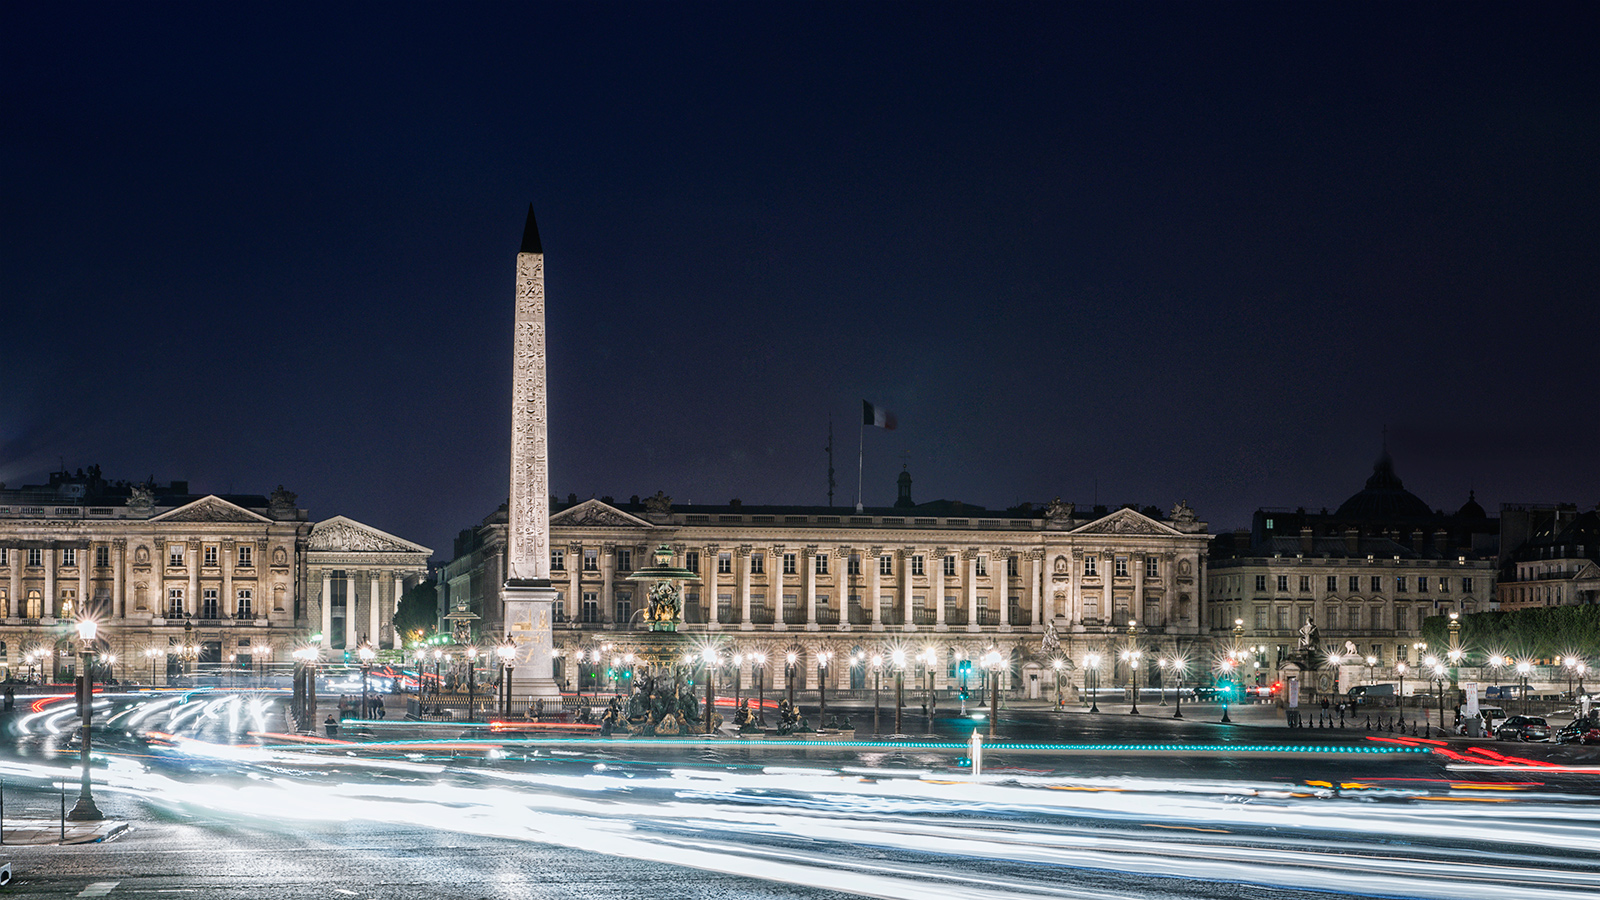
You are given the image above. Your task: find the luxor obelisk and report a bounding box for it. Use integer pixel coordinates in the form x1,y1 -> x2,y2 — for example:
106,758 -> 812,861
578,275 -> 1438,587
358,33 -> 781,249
502,204 -> 562,704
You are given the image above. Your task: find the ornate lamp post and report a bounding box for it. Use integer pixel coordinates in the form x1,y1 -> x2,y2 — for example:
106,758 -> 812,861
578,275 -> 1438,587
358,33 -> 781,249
252,643 -> 270,685
144,647 -> 160,686
983,648 -> 1002,738
1447,612 -> 1462,689
1431,661 -> 1447,737
68,617 -> 103,821
869,653 -> 883,735
816,650 -> 832,727
1219,657 -> 1235,724
1052,658 -> 1064,709
702,646 -> 718,734
732,652 -> 744,718
923,648 -> 938,727
753,652 -> 768,726
1121,648 -> 1142,715
1516,660 -> 1532,716
785,651 -> 797,709
1158,657 -> 1169,707
1170,657 -> 1185,719
1366,655 -> 1377,688
497,639 -> 517,718
892,648 -> 906,737
464,647 -> 478,722
1396,661 -> 1408,720
1086,653 -> 1101,714
357,642 -> 376,720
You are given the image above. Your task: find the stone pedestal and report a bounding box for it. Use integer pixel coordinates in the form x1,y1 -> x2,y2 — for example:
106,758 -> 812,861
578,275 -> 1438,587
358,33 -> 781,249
504,579 -> 563,703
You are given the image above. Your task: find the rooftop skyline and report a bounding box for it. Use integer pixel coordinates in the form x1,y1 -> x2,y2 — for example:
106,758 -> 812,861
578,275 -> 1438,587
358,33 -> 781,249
5,3 -> 1596,560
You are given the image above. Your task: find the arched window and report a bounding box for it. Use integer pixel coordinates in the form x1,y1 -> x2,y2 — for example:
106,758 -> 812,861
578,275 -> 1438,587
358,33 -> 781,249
26,589 -> 42,619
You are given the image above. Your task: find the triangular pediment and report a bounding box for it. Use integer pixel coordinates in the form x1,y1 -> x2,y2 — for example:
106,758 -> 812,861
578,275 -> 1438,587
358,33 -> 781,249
550,499 -> 653,529
1070,507 -> 1182,537
149,496 -> 274,525
308,516 -> 431,555
1572,561 -> 1600,581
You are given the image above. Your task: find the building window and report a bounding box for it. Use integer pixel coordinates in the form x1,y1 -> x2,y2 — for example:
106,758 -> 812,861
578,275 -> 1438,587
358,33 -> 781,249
783,593 -> 799,614
1114,557 -> 1129,577
0,548 -> 6,565
1348,575 -> 1360,592
684,551 -> 699,572
976,556 -> 988,578
615,592 -> 632,625
203,546 -> 218,567
553,592 -> 567,621
717,553 -> 732,575
1348,607 -> 1361,629
1439,577 -> 1449,593
237,544 -> 252,567
1416,576 -> 1428,593
60,589 -> 77,619
1395,607 -> 1407,630
1397,644 -> 1408,663
28,548 -> 42,567
201,588 -> 219,619
25,589 -> 41,618
815,554 -> 829,575
167,588 -> 184,618
1276,607 -> 1290,630
1146,557 -> 1159,579
617,548 -> 632,571
783,553 -> 797,575
1084,555 -> 1097,577
582,548 -> 599,571
169,544 -> 185,567
750,553 -> 764,575
1255,575 -> 1267,592
1299,575 -> 1311,592
237,589 -> 252,619
62,548 -> 77,567
1326,575 -> 1337,592
581,592 -> 600,623
551,548 -> 565,571
847,554 -> 861,576
1007,556 -> 1019,578
879,555 -> 893,576
1276,575 -> 1288,592
943,556 -> 957,577
912,555 -> 925,577
1462,576 -> 1473,592
1327,607 -> 1339,629
1396,576 -> 1407,592
1370,576 -> 1382,592
1255,608 -> 1268,630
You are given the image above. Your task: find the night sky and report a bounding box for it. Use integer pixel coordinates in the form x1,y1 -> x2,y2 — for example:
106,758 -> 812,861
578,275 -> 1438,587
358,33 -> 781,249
4,2 -> 1596,560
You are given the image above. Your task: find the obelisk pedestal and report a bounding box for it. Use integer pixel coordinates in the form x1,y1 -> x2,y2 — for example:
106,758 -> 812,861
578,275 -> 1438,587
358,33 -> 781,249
503,204 -> 562,705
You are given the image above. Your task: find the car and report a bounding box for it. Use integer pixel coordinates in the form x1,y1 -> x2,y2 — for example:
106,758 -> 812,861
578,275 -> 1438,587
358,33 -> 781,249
1555,716 -> 1600,745
1494,715 -> 1550,742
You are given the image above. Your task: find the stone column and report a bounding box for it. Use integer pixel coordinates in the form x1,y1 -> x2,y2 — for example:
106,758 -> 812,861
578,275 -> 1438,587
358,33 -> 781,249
995,552 -> 1012,633
770,546 -> 785,631
77,549 -> 89,618
1133,553 -> 1145,629
113,539 -> 126,620
43,548 -> 56,619
567,543 -> 581,624
738,546 -> 754,629
1029,549 -> 1044,628
1069,549 -> 1082,627
393,572 -> 405,648
8,551 -> 19,618
804,547 -> 819,631
704,545 -> 720,629
320,569 -> 333,649
869,548 -> 883,632
222,539 -> 235,620
965,550 -> 980,632
900,548 -> 915,632
187,540 -> 200,618
344,572 -> 358,648
369,570 -> 381,645
932,547 -> 947,631
601,546 -> 615,624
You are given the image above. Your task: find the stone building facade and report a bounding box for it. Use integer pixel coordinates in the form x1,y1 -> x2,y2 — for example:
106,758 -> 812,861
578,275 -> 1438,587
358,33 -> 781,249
1497,505 -> 1600,610
439,487 -> 1211,700
0,468 -> 428,682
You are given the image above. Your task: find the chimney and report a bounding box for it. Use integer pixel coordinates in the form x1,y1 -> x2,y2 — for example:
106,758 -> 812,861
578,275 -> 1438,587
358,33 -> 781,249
1344,527 -> 1359,556
1300,526 -> 1314,556
1433,529 -> 1449,553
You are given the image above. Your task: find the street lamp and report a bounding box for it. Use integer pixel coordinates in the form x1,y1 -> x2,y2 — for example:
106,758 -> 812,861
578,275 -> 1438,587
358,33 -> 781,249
144,647 -> 160,686
732,652 -> 744,720
1396,661 -> 1408,721
892,648 -> 906,737
1170,657 -> 1186,719
464,646 -> 478,722
1158,658 -> 1169,707
702,646 -> 718,734
1516,660 -> 1532,716
753,652 -> 768,726
251,643 -> 270,685
869,653 -> 883,735
67,617 -> 103,821
497,639 -> 517,718
983,649 -> 1002,737
816,650 -> 832,727
1086,653 -> 1101,713
1366,655 -> 1377,687
1052,658 -> 1064,710
1431,662 -> 1447,737
1219,657 -> 1235,724
1121,648 -> 1142,715
923,647 -> 938,728
357,642 -> 376,721
785,651 -> 797,710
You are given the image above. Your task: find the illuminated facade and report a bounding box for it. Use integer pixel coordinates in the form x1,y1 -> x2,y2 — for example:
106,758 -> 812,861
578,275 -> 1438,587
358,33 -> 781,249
0,467 -> 428,681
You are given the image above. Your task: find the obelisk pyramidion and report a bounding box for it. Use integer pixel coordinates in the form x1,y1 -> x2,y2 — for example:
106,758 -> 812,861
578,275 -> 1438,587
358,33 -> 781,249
503,204 -> 562,704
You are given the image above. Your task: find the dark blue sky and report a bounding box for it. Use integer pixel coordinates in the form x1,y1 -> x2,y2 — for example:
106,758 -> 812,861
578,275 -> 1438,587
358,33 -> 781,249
4,2 -> 1597,559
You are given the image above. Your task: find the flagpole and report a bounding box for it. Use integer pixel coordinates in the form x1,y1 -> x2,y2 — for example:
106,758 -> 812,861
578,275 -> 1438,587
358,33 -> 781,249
856,416 -> 865,513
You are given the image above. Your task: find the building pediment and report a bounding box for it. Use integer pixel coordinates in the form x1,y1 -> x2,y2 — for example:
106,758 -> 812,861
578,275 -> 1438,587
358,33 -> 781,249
550,500 -> 653,529
1070,507 -> 1183,537
1572,561 -> 1600,582
148,496 -> 274,525
308,516 -> 431,555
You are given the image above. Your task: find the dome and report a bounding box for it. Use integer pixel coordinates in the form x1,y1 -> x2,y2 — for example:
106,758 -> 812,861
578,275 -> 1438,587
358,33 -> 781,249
1334,452 -> 1432,519
1456,490 -> 1486,519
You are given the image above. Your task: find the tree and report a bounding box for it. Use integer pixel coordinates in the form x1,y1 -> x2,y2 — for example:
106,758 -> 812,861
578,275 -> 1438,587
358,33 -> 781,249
394,577 -> 438,643
1422,606 -> 1600,662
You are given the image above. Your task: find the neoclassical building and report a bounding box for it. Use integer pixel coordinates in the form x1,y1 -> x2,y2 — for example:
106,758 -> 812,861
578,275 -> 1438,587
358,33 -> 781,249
439,478 -> 1211,699
1207,453 -> 1498,682
0,467 -> 429,681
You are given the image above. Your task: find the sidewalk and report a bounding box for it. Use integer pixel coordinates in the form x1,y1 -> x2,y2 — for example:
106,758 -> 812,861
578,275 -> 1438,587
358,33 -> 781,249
1,818 -> 128,845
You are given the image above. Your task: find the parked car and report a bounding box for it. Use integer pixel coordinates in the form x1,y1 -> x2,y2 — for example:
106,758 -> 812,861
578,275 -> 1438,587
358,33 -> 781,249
1495,715 -> 1551,742
1555,716 -> 1600,745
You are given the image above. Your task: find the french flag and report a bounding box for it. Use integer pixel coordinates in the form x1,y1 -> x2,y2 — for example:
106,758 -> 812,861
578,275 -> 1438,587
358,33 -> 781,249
862,400 -> 897,430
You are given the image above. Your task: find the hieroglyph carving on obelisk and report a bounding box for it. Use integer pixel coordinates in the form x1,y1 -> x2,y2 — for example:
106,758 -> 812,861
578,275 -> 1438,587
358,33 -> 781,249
503,204 -> 561,703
